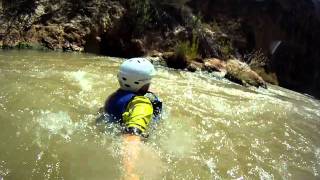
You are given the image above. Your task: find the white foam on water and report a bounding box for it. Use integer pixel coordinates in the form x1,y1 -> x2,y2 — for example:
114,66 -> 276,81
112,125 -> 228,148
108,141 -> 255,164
0,161 -> 10,178
227,165 -> 241,178
205,158 -> 217,175
67,71 -> 92,91
314,148 -> 320,176
249,166 -> 274,180
36,110 -> 77,141
63,70 -> 110,110
158,122 -> 197,157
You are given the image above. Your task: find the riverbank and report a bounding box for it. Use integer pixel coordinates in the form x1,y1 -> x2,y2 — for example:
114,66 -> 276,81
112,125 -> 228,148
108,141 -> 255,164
1,0 -> 320,98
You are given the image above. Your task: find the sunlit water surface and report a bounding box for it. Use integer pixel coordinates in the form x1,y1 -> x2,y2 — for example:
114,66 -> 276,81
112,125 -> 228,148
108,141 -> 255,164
0,50 -> 319,180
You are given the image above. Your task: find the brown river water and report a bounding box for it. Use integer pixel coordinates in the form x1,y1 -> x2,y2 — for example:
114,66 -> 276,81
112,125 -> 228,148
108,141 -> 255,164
0,50 -> 319,180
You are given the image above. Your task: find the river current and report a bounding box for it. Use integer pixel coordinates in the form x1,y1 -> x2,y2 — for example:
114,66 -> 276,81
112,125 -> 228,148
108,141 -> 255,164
0,50 -> 319,180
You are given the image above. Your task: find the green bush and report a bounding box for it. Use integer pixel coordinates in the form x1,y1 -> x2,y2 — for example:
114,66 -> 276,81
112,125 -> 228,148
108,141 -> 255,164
126,0 -> 192,34
126,0 -> 152,34
216,37 -> 233,58
209,21 -> 221,32
175,33 -> 199,60
16,42 -> 32,49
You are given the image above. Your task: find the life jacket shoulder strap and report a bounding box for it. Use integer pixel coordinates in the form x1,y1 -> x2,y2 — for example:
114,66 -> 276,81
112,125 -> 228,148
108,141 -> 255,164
105,90 -> 136,122
144,92 -> 162,121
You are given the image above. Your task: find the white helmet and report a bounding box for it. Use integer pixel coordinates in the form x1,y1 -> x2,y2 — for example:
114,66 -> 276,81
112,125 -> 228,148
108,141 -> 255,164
118,58 -> 156,92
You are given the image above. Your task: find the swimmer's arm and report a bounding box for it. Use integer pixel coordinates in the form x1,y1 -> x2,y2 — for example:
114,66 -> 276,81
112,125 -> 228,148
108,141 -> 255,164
121,96 -> 153,180
122,96 -> 153,133
122,134 -> 141,180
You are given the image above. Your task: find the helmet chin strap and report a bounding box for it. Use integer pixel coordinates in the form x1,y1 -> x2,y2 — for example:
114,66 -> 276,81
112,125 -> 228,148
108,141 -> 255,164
136,84 -> 151,95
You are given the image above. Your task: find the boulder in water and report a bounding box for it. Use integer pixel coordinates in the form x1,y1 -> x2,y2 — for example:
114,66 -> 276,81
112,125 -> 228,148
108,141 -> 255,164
204,58 -> 227,78
187,61 -> 204,72
204,58 -> 227,72
226,59 -> 267,88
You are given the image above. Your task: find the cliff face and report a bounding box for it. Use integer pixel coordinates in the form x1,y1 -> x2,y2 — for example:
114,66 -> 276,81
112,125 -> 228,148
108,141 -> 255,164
0,0 -> 197,56
190,0 -> 320,98
0,0 -> 126,52
0,0 -> 233,60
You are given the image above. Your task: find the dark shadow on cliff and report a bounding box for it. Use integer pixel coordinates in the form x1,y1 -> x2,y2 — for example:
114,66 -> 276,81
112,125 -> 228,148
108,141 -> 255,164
189,0 -> 320,99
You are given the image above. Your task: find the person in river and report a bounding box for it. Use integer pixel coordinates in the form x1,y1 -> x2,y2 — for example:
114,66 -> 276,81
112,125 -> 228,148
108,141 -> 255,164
101,57 -> 162,180
103,57 -> 162,136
